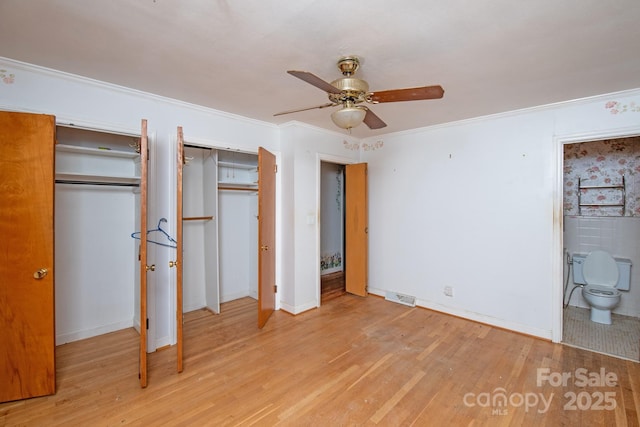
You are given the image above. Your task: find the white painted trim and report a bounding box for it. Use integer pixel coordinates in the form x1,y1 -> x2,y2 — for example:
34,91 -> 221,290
56,319 -> 134,345
362,88 -> 640,142
171,135 -> 283,333
0,56 -> 279,131
368,287 -> 552,340
551,124 -> 640,343
279,300 -> 317,315
221,291 -> 252,304
155,335 -> 173,351
49,115 -> 161,351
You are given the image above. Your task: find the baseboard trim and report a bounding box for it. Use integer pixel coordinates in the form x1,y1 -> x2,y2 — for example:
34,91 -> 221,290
56,319 -> 134,345
369,287 -> 552,340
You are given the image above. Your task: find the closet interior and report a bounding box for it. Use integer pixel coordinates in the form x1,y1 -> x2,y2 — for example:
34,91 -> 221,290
182,146 -> 259,315
55,125 -> 143,344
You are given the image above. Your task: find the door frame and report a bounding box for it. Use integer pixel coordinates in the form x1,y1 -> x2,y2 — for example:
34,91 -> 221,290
169,134 -> 282,343
54,116 -> 159,352
315,153 -> 357,307
551,124 -> 640,343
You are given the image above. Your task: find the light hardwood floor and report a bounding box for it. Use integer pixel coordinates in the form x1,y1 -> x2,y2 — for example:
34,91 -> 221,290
2,295 -> 639,426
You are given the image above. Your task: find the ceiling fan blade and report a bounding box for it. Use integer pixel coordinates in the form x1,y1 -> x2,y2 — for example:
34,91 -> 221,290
287,70 -> 342,94
274,102 -> 336,117
363,107 -> 387,130
370,85 -> 444,103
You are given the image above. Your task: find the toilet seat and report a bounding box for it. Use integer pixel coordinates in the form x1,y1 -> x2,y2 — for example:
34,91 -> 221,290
583,284 -> 621,298
583,250 -> 619,287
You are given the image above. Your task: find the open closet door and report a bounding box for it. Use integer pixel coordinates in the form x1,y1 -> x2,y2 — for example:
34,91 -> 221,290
0,112 -> 55,402
175,127 -> 184,373
345,163 -> 368,297
257,147 -> 276,328
139,119 -> 149,387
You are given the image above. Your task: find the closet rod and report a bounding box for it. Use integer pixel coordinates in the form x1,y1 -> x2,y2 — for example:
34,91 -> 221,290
183,216 -> 214,221
55,180 -> 139,187
218,186 -> 257,192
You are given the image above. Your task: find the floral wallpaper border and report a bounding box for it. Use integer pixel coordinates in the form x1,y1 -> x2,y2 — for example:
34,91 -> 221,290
0,69 -> 15,84
343,140 -> 385,151
605,100 -> 640,115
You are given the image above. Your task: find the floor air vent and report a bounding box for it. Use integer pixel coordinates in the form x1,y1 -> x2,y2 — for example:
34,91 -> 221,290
385,291 -> 416,307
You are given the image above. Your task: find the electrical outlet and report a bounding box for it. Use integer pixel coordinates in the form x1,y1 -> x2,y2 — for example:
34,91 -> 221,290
444,286 -> 454,297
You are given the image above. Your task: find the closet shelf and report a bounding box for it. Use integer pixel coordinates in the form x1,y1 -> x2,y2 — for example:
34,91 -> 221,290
218,181 -> 257,188
56,144 -> 139,159
217,161 -> 257,170
183,216 -> 214,221
56,172 -> 141,185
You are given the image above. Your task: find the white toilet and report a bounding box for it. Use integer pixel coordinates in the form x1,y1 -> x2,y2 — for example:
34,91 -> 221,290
572,250 -> 632,325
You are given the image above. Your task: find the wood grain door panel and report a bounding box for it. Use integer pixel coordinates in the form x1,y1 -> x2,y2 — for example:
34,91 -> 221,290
257,148 -> 276,328
138,119 -> 149,387
0,111 -> 56,402
176,126 -> 184,373
345,163 -> 368,297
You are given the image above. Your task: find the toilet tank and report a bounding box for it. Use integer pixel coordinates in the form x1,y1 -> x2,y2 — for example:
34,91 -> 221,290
572,253 -> 632,291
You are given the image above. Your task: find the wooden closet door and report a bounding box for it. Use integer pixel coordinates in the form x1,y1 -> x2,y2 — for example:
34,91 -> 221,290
139,119 -> 149,387
0,111 -> 56,402
257,147 -> 276,328
175,126 -> 184,373
345,163 -> 368,297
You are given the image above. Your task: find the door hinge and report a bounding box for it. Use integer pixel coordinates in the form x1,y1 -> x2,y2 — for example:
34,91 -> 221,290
274,164 -> 278,173
146,318 -> 149,330
274,285 -> 278,293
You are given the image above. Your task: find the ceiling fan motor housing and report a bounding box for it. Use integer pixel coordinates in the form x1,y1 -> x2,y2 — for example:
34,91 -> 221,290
329,77 -> 369,104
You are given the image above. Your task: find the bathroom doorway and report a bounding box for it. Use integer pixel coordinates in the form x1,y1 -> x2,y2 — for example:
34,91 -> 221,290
560,135 -> 640,361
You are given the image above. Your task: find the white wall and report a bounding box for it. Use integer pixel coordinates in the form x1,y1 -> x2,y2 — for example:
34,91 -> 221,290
361,90 -> 640,339
4,55 -> 640,345
55,184 -> 136,343
278,124 -> 360,314
1,57 -> 279,351
218,191 -> 258,302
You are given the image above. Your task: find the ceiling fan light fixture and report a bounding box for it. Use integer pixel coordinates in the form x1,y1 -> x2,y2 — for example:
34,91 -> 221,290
331,106 -> 366,130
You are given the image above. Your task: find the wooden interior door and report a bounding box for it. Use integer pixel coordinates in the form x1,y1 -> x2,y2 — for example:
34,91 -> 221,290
175,127 -> 184,373
138,119 -> 149,387
345,163 -> 368,297
257,147 -> 276,328
0,111 -> 56,402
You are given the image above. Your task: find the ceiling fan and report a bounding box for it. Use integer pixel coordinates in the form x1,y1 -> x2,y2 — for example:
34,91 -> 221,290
274,56 -> 444,131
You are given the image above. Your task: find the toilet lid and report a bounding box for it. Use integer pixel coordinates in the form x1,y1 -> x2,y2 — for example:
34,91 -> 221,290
583,250 -> 618,287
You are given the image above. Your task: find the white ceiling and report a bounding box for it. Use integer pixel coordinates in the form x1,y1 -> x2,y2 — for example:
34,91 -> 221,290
1,0 -> 640,138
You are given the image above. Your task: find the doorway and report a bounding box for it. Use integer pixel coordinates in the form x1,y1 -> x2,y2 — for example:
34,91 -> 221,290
320,161 -> 346,303
317,157 -> 368,304
559,134 -> 640,361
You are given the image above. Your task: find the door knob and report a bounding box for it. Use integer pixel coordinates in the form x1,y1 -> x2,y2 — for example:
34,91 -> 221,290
260,245 -> 269,251
33,268 -> 48,279
145,264 -> 156,272
169,260 -> 178,268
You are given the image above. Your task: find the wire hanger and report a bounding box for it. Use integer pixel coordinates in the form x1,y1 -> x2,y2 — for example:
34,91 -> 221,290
131,218 -> 177,248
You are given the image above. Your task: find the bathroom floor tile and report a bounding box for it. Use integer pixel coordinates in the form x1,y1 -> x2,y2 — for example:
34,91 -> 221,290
563,306 -> 640,361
